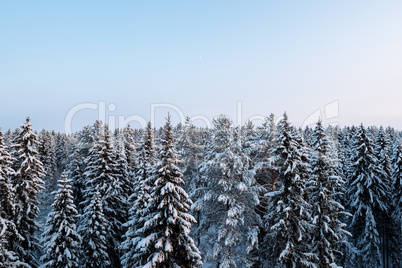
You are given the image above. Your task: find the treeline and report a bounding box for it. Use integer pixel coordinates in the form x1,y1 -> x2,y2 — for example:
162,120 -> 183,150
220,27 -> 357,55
0,113 -> 401,267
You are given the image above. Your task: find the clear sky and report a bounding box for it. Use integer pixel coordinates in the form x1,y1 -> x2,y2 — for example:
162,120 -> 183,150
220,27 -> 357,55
1,1 -> 402,132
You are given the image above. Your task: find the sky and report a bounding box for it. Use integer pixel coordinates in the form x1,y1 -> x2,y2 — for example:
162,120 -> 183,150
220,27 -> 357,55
1,1 -> 402,132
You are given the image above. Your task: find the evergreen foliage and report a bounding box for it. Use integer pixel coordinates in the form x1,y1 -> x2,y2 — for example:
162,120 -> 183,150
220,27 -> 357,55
10,117 -> 46,268
41,171 -> 81,268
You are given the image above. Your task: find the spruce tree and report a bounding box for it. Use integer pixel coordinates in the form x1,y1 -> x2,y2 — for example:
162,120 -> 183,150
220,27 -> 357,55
192,115 -> 260,267
10,117 -> 45,267
122,125 -> 137,177
55,134 -> 69,174
41,171 -> 81,268
0,130 -> 23,266
128,116 -> 202,267
263,113 -> 314,267
114,133 -> 131,213
0,129 -> 17,224
120,122 -> 156,267
374,126 -> 397,267
38,130 -> 57,209
175,117 -> 203,194
346,124 -> 388,267
82,125 -> 125,267
307,120 -> 351,267
391,142 -> 402,266
67,144 -> 85,215
79,190 -> 110,267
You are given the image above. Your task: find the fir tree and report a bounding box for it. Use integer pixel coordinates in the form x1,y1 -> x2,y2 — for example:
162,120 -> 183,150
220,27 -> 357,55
41,171 -> 81,268
10,117 -> 45,267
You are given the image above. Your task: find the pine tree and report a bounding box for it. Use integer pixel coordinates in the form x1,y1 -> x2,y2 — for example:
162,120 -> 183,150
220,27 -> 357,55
307,120 -> 351,267
192,115 -> 260,267
262,113 -> 314,268
128,116 -> 202,267
41,171 -> 81,268
79,190 -> 110,267
346,124 -> 388,267
120,122 -> 156,267
0,130 -> 23,267
10,117 -> 45,267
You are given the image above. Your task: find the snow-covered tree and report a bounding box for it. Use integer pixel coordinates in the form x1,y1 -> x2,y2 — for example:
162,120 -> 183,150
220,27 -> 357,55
0,129 -> 17,223
307,120 -> 351,267
55,133 -> 69,174
67,144 -> 85,215
126,117 -> 202,267
38,130 -> 57,209
41,171 -> 81,268
193,115 -> 260,267
0,130 -> 23,267
82,125 -> 126,267
241,120 -> 258,160
120,122 -> 156,267
122,125 -> 138,177
114,133 -> 131,209
374,126 -> 398,267
391,141 -> 402,266
79,190 -> 110,267
10,117 -> 45,267
0,217 -> 22,267
346,124 -> 389,267
262,113 -> 314,267
176,117 -> 203,194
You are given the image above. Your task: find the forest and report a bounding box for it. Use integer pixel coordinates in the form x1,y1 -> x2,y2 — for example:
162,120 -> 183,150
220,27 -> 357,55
0,113 -> 401,268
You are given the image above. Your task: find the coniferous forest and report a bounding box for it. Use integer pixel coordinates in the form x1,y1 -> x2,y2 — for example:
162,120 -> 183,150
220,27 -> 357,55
1,113 -> 402,268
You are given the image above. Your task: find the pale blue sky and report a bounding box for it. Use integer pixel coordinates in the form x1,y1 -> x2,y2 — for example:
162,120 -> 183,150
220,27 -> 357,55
1,1 -> 402,131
